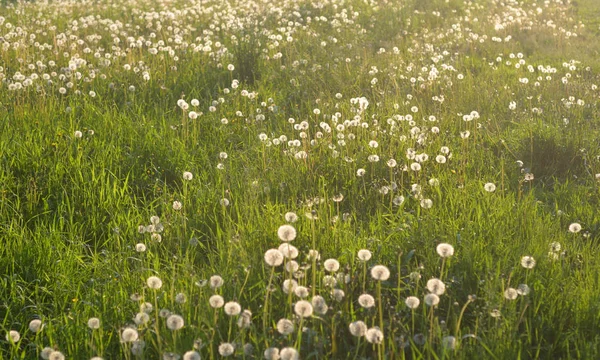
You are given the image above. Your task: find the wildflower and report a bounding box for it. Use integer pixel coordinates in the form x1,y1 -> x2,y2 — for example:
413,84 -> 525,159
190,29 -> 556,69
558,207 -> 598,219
278,243 -> 299,259
183,172 -> 193,180
410,162 -> 421,171
160,309 -> 171,317
349,321 -> 367,337
210,275 -> 224,289
323,259 -> 340,272
29,319 -> 43,333
426,278 -> 446,295
277,225 -> 297,242
276,319 -> 295,335
358,294 -> 375,308
74,130 -> 83,138
504,288 -> 518,300
220,198 -> 229,206
224,302 -> 242,316
311,296 -> 328,315
393,196 -> 405,206
284,212 -> 298,223
147,276 -> 163,289
140,302 -> 153,313
237,310 -> 252,328
48,351 -> 65,360
436,243 -> 454,258
332,289 -> 345,302
183,351 -> 201,360
436,155 -> 447,163
209,295 -> 225,308
175,293 -> 187,304
308,249 -> 320,260
264,249 -> 284,267
420,199 -> 433,209
371,265 -> 390,281
517,284 -> 531,296
442,336 -> 457,350
405,296 -> 420,309
88,317 -> 101,329
121,328 -> 139,342
490,309 -> 501,318
550,242 -> 561,252
365,327 -> 384,344
280,347 -> 299,360
282,279 -> 298,294
166,314 -> 185,330
520,256 -> 536,269
5,330 -> 20,343
413,333 -> 426,345
172,201 -> 182,210
569,223 -> 582,233
41,347 -> 54,359
134,312 -> 150,325
264,348 -> 280,360
357,249 -> 372,261
294,286 -> 309,298
357,168 -> 366,176
218,343 -> 235,357
131,341 -> 146,356
484,182 -> 496,192
424,293 -> 440,307
294,300 -> 314,318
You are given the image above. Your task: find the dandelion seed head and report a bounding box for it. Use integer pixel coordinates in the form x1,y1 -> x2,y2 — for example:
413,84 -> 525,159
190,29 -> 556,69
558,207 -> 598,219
121,328 -> 139,342
166,314 -> 184,330
349,320 -> 367,337
436,243 -> 454,258
569,223 -> 582,233
263,347 -> 280,360
370,265 -> 390,281
520,256 -> 536,269
183,171 -> 193,180
209,295 -> 225,308
405,296 -> 420,309
278,243 -> 299,259
424,293 -> 440,307
29,319 -> 43,333
183,351 -> 201,360
210,275 -> 224,289
5,330 -> 20,343
442,336 -> 457,350
277,224 -> 297,242
276,318 -> 295,335
484,182 -> 496,192
365,327 -> 384,344
294,300 -> 314,318
224,302 -> 242,316
147,276 -> 163,289
357,249 -> 372,261
504,288 -> 518,300
218,343 -> 235,357
358,293 -> 375,308
264,249 -> 284,267
323,258 -> 340,272
426,278 -> 446,295
88,317 -> 101,329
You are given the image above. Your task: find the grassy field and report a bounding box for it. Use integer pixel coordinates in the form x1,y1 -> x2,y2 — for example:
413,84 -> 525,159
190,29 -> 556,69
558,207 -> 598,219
1,0 -> 600,359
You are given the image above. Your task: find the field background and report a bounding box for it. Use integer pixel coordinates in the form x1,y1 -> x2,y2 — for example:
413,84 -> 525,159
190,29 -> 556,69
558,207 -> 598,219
1,0 -> 600,359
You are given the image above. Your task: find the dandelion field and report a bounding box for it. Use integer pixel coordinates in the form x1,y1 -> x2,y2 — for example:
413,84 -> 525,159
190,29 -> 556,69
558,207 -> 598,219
1,0 -> 600,358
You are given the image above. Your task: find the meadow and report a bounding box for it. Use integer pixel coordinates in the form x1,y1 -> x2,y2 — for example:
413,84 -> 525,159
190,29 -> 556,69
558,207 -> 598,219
1,0 -> 600,358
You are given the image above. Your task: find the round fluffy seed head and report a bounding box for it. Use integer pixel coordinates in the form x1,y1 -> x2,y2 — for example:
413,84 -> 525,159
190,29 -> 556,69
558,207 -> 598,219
263,347 -> 280,360
278,243 -> 299,259
218,343 -> 235,357
358,294 -> 376,308
436,243 -> 454,258
183,351 -> 201,360
48,351 -> 65,360
183,171 -> 193,180
134,312 -> 150,325
371,265 -> 390,281
279,347 -> 299,360
442,335 -> 457,349
135,243 -> 147,252
424,293 -> 440,307
294,286 -> 310,298
264,249 -> 284,267
121,328 -> 139,342
41,347 -> 54,359
29,319 -> 43,333
210,275 -> 224,289
166,314 -> 184,330
405,296 -> 420,310
282,279 -> 298,294
504,288 -> 518,300
276,318 -> 295,335
311,295 -> 328,315
209,295 -> 225,308
365,327 -> 384,344
87,317 -> 101,329
277,225 -> 297,242
517,284 -> 531,296
323,258 -> 340,272
332,288 -> 345,302
147,276 -> 163,289
349,320 -> 367,337
294,300 -> 314,318
484,182 -> 496,192
568,222 -> 582,233
520,256 -> 536,269
284,212 -> 299,223
237,310 -> 252,329
426,278 -> 446,295
224,302 -> 242,316
5,330 -> 20,343
357,249 -> 372,261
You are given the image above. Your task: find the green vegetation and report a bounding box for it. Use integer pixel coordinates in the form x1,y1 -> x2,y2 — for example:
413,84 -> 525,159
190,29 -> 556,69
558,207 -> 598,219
1,0 -> 600,359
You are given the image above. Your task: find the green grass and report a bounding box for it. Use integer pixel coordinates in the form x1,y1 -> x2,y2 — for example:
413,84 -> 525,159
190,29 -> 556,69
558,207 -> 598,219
1,0 -> 600,359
